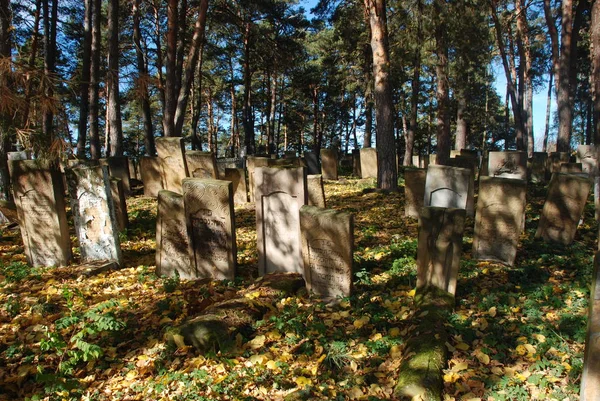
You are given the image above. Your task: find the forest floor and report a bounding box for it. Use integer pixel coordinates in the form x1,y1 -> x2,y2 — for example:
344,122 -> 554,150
0,174 -> 596,401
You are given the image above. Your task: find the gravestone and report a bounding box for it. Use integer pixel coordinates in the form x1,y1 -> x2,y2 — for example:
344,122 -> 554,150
320,149 -> 338,180
352,149 -> 361,177
300,205 -> 354,299
488,151 -> 527,180
428,154 -> 437,165
106,156 -> 131,196
9,160 -> 71,267
67,165 -> 122,266
307,174 -> 326,208
560,162 -> 583,174
450,150 -> 461,158
185,151 -> 218,179
247,156 -> 270,202
360,148 -> 378,179
424,165 -> 471,211
156,190 -> 193,278
183,178 -> 237,280
412,155 -> 421,168
535,173 -> 591,245
140,156 -> 163,197
156,137 -> 188,193
285,151 -> 297,158
255,166 -> 307,276
473,177 -> 526,266
304,152 -> 321,175
530,152 -> 548,184
128,158 -> 139,181
109,177 -> 128,231
404,168 -> 426,218
416,207 -> 465,296
224,168 -> 248,204
581,252 -> 600,401
549,152 -> 570,174
577,145 -> 598,176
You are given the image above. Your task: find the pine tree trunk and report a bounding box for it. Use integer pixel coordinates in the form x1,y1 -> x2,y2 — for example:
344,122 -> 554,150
404,0 -> 422,166
592,0 -> 600,144
42,0 -> 58,152
89,0 -> 101,159
77,0 -> 91,157
0,0 -> 12,200
107,0 -> 123,156
556,0 -> 574,152
434,0 -> 450,166
455,90 -> 467,151
163,0 -> 178,137
543,71 -> 553,152
242,20 -> 255,155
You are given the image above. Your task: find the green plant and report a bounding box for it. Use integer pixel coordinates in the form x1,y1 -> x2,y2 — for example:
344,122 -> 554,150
325,341 -> 354,369
4,295 -> 22,317
162,273 -> 180,293
0,261 -> 38,283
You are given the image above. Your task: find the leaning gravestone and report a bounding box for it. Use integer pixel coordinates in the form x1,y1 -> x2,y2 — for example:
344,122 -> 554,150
185,151 -> 219,179
416,207 -> 465,296
300,205 -> 354,299
360,148 -> 378,179
156,137 -> 188,193
140,156 -> 163,197
577,145 -> 598,176
473,177 -> 526,266
109,177 -> 128,231
106,156 -> 132,196
307,174 -> 326,208
488,151 -> 527,180
255,166 -> 307,276
224,168 -> 248,204
404,168 -> 426,218
424,165 -> 471,211
156,190 -> 193,278
67,165 -> 122,266
581,252 -> 600,401
9,160 -> 72,267
183,178 -> 237,280
320,149 -> 338,180
530,152 -> 549,184
535,173 -> 591,245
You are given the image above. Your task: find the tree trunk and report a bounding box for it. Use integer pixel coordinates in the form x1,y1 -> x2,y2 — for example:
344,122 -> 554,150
434,0 -> 450,165
163,0 -> 178,137
365,0 -> 397,190
455,89 -> 467,151
107,0 -> 123,156
543,70 -> 553,152
190,56 -> 203,150
556,0 -> 574,151
592,0 -> 600,144
77,0 -> 91,157
242,20 -> 255,155
133,0 -> 156,156
516,0 -> 534,156
268,72 -> 277,155
153,1 -> 165,110
175,0 -> 187,98
22,0 -> 41,131
89,0 -> 101,159
312,86 -> 321,154
362,27 -> 373,148
42,0 -> 58,152
0,0 -> 12,200
404,0 -> 422,166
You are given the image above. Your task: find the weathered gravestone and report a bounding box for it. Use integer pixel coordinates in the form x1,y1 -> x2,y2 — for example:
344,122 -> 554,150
9,160 -> 72,267
488,151 -> 527,180
255,166 -> 307,276
128,158 -> 139,181
404,168 -> 426,218
307,174 -> 326,208
412,155 -> 421,168
450,150 -> 461,158
549,152 -> 570,174
424,165 -> 471,211
185,151 -> 218,179
247,156 -> 271,203
530,152 -> 549,184
224,168 -> 248,204
156,137 -> 188,193
581,252 -> 600,401
352,149 -> 361,177
183,178 -> 237,280
360,148 -> 378,179
109,177 -> 128,231
300,205 -> 354,299
67,165 -> 122,266
320,149 -> 338,180
473,177 -> 526,266
304,151 -> 321,175
155,190 -> 193,278
139,156 -> 163,197
535,173 -> 591,245
560,162 -> 583,174
577,145 -> 598,176
416,207 -> 465,295
106,156 -> 132,196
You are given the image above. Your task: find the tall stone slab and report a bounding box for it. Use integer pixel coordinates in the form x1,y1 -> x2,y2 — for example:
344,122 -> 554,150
488,151 -> 527,180
424,165 -> 471,211
535,173 -> 591,245
224,168 -> 248,204
416,207 -> 465,296
412,155 -> 421,168
360,148 -> 378,179
183,178 -> 237,280
473,177 -> 526,266
156,190 -> 193,278
255,166 -> 307,276
352,149 -> 361,177
247,156 -> 270,202
128,158 -> 139,181
404,168 -> 426,218
140,156 -> 163,197
156,137 -> 188,193
530,152 -> 548,184
581,252 -> 600,401
300,205 -> 354,299
109,177 -> 128,231
320,149 -> 338,180
577,145 -> 598,176
9,160 -> 72,267
106,156 -> 131,196
185,151 -> 219,179
307,174 -> 326,208
67,166 -> 122,266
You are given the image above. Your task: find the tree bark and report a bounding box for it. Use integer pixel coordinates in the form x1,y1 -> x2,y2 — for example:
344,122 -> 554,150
77,0 -> 91,157
455,89 -> 467,151
592,0 -> 600,144
153,1 -> 165,110
107,0 -> 123,156
242,20 -> 255,155
22,0 -> 41,131
365,0 -> 397,190
516,0 -> 534,156
543,70 -> 553,152
89,0 -> 101,159
556,0 -> 574,151
42,0 -> 58,152
434,0 -> 450,165
363,21 -> 373,148
404,0 -> 422,166
0,0 -> 12,200
163,0 -> 178,137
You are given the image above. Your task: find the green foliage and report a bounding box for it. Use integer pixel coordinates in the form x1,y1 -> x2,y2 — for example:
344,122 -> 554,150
0,261 -> 40,283
325,341 -> 353,369
162,273 -> 180,293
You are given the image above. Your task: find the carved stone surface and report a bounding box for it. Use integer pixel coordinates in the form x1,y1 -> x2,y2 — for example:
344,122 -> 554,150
224,168 -> 248,204
183,178 -> 236,280
300,205 -> 353,299
9,160 -> 72,267
581,252 -> 600,401
67,165 -> 122,266
185,151 -> 219,179
404,168 -> 426,218
424,165 -> 471,211
320,149 -> 338,180
140,156 -> 163,197
307,174 -> 326,208
156,137 -> 188,193
416,207 -> 465,295
255,167 -> 307,276
535,173 -> 591,245
473,177 -> 526,266
360,148 -> 378,179
156,190 -> 193,278
488,151 -> 527,180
